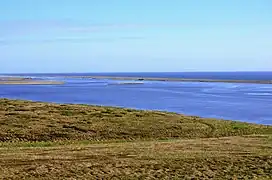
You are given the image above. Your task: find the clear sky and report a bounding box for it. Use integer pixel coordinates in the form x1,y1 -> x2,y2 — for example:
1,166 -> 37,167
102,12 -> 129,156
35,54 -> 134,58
0,0 -> 271,73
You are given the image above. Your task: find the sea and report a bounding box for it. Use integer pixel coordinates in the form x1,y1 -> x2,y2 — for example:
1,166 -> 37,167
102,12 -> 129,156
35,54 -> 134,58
0,72 -> 272,125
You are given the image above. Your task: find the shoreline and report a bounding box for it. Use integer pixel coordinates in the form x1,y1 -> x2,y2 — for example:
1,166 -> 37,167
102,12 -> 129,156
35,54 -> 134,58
67,76 -> 272,84
2,75 -> 272,84
1,97 -> 270,125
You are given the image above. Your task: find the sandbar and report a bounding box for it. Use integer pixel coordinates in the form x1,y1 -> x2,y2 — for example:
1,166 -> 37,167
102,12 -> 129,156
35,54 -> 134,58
66,76 -> 272,84
0,77 -> 64,85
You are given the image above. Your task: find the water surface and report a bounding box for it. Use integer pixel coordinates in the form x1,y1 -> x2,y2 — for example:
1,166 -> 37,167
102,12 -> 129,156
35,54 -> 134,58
0,73 -> 271,125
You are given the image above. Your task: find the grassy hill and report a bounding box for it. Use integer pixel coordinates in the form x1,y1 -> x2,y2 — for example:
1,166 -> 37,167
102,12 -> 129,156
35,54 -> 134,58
0,98 -> 271,179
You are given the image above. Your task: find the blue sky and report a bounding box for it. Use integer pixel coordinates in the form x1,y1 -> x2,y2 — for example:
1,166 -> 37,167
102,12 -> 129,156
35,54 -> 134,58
0,0 -> 271,73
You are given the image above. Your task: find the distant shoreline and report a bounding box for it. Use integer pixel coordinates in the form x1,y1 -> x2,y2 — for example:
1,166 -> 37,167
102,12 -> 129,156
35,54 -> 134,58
0,77 -> 64,85
0,81 -> 64,85
1,75 -> 272,84
66,76 -> 272,84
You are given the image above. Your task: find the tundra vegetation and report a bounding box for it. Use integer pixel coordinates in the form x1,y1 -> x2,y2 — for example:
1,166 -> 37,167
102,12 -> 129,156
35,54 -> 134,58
0,99 -> 271,179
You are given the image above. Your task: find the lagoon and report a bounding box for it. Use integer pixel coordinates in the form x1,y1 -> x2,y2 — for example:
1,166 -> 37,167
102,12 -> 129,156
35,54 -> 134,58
0,73 -> 271,125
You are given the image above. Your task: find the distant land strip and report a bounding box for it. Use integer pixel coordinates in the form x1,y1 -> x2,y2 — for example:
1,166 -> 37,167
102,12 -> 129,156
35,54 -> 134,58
0,81 -> 64,85
0,77 -> 64,85
66,76 -> 272,84
0,77 -> 32,81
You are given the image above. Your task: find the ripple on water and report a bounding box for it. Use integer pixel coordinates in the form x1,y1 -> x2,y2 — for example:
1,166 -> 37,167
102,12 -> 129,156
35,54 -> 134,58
247,93 -> 272,96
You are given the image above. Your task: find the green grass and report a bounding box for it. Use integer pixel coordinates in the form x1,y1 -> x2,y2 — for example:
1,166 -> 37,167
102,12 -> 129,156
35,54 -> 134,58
0,98 -> 271,179
0,98 -> 271,142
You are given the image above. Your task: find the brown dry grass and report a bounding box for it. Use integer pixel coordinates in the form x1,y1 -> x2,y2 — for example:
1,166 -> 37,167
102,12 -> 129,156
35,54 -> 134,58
0,98 -> 271,179
0,136 -> 271,179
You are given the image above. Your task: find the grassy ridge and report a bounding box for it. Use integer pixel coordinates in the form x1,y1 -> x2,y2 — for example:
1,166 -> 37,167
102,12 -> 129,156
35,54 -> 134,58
0,99 -> 271,142
0,98 -> 271,179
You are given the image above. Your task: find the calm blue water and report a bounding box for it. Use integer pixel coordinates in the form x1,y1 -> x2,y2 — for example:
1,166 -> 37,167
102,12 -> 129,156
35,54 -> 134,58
3,71 -> 272,80
0,72 -> 272,125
